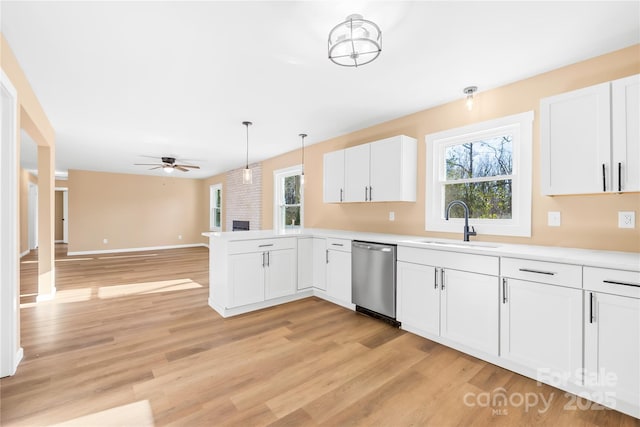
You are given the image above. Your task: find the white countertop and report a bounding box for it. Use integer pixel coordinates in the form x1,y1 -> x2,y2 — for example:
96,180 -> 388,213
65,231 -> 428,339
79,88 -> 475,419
202,228 -> 640,272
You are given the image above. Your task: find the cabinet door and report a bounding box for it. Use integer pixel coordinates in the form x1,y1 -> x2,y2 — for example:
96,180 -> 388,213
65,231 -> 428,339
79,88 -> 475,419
440,269 -> 499,355
369,137 -> 402,202
228,252 -> 265,307
297,238 -> 313,290
312,237 -> 327,290
265,249 -> 297,300
323,150 -> 345,203
344,144 -> 370,202
500,279 -> 582,385
397,261 -> 439,336
540,82 -> 611,195
612,74 -> 640,192
326,249 -> 351,304
585,292 -> 640,408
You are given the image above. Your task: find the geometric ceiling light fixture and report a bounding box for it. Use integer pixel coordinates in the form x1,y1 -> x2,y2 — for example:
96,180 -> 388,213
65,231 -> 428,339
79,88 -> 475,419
299,133 -> 307,184
242,121 -> 253,184
328,14 -> 382,67
463,86 -> 478,111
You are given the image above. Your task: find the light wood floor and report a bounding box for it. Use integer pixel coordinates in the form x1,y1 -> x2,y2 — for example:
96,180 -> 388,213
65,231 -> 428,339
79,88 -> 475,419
2,245 -> 638,426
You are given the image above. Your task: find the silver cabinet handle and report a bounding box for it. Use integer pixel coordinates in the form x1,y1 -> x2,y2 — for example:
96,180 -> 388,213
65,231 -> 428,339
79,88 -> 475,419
365,186 -> 368,201
262,252 -> 266,268
440,268 -> 446,290
326,249 -> 329,264
266,251 -> 270,267
519,268 -> 556,276
502,278 -> 508,304
589,292 -> 595,324
434,268 -> 439,289
369,186 -> 373,201
258,243 -> 274,248
332,243 -> 344,247
340,188 -> 343,202
602,163 -> 607,192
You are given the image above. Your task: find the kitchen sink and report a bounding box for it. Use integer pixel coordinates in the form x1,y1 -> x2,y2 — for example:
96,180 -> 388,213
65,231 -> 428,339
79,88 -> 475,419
416,240 -> 500,249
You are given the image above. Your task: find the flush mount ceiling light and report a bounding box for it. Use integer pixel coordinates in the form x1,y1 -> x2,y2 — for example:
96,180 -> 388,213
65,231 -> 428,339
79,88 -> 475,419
242,121 -> 252,184
299,133 -> 307,184
328,14 -> 382,67
464,86 -> 478,111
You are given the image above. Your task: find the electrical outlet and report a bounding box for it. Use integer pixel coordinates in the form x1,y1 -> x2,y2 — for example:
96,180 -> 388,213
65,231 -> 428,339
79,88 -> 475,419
103,238 -> 108,244
618,211 -> 635,229
389,212 -> 395,221
178,235 -> 182,240
548,211 -> 561,227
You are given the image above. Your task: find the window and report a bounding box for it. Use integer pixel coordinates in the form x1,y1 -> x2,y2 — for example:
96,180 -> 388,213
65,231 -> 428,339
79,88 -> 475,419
274,165 -> 303,232
209,184 -> 222,231
426,111 -> 533,237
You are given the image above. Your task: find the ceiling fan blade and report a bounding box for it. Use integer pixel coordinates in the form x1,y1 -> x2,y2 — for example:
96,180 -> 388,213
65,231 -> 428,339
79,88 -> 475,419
134,163 -> 161,166
175,166 -> 190,172
175,164 -> 200,169
149,166 -> 162,170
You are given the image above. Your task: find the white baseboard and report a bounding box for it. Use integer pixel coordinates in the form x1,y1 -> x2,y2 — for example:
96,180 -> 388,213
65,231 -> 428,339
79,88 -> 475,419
36,287 -> 57,302
67,243 -> 207,256
20,250 -> 29,258
55,240 -> 65,243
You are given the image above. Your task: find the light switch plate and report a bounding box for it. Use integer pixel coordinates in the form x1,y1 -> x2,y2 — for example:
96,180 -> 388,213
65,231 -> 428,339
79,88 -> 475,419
389,211 -> 395,221
548,211 -> 561,227
618,211 -> 635,229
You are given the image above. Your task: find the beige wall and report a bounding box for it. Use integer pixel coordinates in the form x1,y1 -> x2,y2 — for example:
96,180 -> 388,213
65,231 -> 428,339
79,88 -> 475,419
68,170 -> 205,253
259,45 -> 640,252
19,169 -> 36,254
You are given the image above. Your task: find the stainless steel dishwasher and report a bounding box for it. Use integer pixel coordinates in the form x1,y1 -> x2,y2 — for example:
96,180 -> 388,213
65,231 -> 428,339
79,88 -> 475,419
351,240 -> 399,326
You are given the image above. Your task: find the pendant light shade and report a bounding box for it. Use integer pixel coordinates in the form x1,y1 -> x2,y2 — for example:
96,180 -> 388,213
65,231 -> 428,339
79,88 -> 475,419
299,133 -> 307,185
464,86 -> 478,111
328,14 -> 382,67
242,121 -> 253,184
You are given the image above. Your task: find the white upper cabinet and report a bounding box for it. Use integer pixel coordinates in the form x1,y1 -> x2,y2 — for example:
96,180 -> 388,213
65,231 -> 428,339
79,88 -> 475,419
540,74 -> 640,195
323,150 -> 345,203
324,135 -> 417,203
344,144 -> 370,202
612,74 -> 640,192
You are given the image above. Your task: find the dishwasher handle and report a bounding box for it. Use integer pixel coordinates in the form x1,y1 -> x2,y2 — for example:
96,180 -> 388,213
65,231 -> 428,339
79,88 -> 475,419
352,241 -> 395,252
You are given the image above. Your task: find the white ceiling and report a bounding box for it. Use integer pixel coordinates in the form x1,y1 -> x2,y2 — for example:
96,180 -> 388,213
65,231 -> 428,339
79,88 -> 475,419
3,1 -> 639,179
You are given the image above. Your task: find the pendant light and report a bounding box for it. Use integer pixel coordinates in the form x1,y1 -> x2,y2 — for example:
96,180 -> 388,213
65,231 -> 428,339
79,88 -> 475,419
464,86 -> 478,111
299,133 -> 307,185
242,121 -> 252,184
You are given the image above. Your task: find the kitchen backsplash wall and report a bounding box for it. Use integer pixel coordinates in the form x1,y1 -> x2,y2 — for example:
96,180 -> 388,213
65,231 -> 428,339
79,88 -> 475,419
260,44 -> 640,252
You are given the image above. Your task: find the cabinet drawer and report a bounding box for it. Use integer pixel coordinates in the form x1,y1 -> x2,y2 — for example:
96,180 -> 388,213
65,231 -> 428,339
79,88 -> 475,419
501,258 -> 581,289
228,238 -> 296,255
398,246 -> 498,276
326,238 -> 351,252
584,267 -> 640,298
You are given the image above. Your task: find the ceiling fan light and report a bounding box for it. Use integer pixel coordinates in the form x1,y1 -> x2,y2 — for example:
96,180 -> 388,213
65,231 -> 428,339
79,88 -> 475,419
163,165 -> 174,173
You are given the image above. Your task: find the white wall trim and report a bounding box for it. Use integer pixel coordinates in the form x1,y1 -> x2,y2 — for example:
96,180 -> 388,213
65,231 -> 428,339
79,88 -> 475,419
1,68 -> 22,377
36,288 -> 57,302
67,243 -> 208,256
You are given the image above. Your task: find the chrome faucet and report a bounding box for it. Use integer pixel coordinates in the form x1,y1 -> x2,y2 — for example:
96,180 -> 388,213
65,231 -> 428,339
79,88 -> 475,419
445,200 -> 477,242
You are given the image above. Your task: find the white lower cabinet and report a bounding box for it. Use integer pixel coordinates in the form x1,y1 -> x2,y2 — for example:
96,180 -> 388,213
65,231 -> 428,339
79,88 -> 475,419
265,248 -> 297,300
584,267 -> 640,416
229,252 -> 265,307
397,247 -> 499,356
500,278 -> 583,385
500,258 -> 583,386
325,238 -> 351,306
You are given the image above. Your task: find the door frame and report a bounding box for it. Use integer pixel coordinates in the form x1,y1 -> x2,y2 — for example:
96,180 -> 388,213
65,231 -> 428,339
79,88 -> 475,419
1,69 -> 23,377
55,187 -> 69,243
28,181 -> 38,250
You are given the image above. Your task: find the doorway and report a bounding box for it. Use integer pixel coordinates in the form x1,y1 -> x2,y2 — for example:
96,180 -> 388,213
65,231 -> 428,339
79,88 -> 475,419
28,182 -> 38,250
55,188 -> 68,243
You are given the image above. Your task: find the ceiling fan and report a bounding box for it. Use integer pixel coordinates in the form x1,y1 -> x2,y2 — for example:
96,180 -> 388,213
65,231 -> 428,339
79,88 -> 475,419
134,157 -> 200,173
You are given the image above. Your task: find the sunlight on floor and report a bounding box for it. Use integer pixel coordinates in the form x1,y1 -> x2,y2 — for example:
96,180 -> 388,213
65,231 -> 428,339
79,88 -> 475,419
98,278 -> 203,299
48,399 -> 154,427
97,253 -> 159,260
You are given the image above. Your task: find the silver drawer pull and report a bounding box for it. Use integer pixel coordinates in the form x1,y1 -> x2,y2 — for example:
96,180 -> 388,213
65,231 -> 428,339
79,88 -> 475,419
519,268 -> 556,276
332,243 -> 344,247
603,280 -> 640,288
258,244 -> 274,248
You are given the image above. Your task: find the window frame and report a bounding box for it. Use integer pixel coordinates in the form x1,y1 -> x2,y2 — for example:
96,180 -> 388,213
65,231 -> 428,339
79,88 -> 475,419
273,165 -> 304,233
209,183 -> 222,231
425,111 -> 533,237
